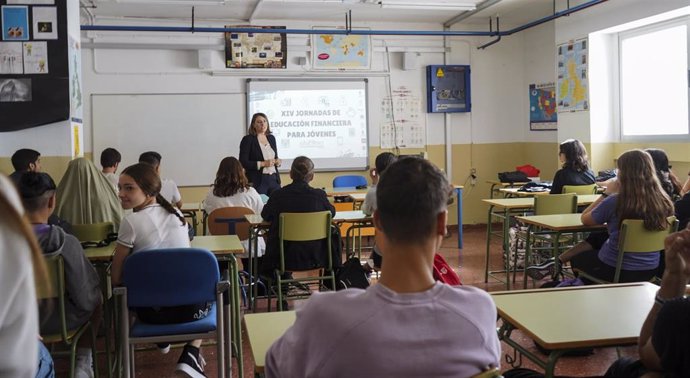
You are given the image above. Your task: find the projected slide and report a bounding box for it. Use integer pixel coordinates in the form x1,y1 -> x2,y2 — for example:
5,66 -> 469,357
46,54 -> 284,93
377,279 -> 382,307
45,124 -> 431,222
247,79 -> 368,171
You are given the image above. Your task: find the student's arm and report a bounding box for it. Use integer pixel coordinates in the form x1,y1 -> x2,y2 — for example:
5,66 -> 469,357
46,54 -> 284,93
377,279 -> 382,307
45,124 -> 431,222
639,229 -> 690,371
239,136 -> 261,173
550,169 -> 564,194
111,243 -> 131,286
581,185 -> 616,225
63,235 -> 102,312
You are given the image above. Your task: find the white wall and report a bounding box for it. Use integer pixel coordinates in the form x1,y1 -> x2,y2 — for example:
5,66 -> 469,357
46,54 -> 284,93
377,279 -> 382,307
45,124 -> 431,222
522,21 -> 557,143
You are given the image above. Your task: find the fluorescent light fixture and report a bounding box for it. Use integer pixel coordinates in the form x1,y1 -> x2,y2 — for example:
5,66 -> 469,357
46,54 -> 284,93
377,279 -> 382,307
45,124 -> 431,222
379,1 -> 475,11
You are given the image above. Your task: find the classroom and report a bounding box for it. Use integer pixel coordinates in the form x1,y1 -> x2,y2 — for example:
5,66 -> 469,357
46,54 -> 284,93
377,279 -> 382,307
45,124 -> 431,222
1,0 -> 689,377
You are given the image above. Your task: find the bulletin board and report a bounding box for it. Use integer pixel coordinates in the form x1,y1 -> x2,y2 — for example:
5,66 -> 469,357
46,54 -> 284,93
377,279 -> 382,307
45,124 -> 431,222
0,0 -> 69,131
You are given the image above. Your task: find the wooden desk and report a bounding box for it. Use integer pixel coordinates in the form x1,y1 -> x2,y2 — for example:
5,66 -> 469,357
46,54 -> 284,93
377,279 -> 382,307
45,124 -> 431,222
486,180 -> 529,199
325,187 -> 369,196
181,202 -> 202,234
482,195 -> 600,289
499,187 -> 550,197
515,213 -> 606,288
244,311 -> 296,375
492,282 -> 656,378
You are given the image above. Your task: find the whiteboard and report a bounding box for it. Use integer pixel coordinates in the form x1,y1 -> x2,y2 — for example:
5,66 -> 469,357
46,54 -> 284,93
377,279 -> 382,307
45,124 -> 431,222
92,93 -> 245,186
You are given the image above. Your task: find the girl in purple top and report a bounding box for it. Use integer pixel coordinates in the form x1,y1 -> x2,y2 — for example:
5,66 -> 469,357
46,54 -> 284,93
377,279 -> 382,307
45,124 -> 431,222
569,149 -> 674,283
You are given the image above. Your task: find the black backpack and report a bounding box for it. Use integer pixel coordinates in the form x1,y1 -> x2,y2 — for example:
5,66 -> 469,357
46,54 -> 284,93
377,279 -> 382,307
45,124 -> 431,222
335,257 -> 370,290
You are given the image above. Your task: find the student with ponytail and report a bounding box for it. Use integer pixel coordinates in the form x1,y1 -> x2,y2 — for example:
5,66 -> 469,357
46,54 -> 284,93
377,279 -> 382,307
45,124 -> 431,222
111,163 -> 208,378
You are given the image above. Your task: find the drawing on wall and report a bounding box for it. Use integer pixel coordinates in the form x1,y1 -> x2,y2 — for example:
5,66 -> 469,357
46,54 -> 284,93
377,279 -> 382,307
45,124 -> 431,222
224,26 -> 287,68
311,28 -> 371,70
68,35 -> 83,120
2,6 -> 30,41
0,78 -> 31,102
557,38 -> 588,112
32,6 -> 57,40
23,41 -> 48,73
0,41 -> 23,73
7,0 -> 55,4
529,83 -> 557,130
380,86 -> 425,149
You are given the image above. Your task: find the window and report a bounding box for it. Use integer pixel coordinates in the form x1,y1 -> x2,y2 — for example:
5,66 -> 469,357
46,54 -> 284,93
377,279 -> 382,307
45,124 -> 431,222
619,19 -> 689,138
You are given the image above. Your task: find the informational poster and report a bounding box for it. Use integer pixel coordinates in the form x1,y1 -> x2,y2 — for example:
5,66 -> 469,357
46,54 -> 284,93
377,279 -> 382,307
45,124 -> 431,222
529,83 -> 557,130
557,38 -> 589,112
380,86 -> 426,149
312,29 -> 371,70
0,78 -> 31,101
68,35 -> 82,121
23,41 -> 48,73
224,26 -> 287,68
32,6 -> 57,39
1,5 -> 29,41
71,121 -> 83,158
0,41 -> 23,73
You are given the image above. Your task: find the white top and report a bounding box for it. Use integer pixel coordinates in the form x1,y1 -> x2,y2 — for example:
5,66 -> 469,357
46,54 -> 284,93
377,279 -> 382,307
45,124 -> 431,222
203,187 -> 265,258
160,178 -> 182,204
0,176 -> 38,378
361,185 -> 377,216
258,142 -> 277,175
102,172 -> 118,192
117,204 -> 190,253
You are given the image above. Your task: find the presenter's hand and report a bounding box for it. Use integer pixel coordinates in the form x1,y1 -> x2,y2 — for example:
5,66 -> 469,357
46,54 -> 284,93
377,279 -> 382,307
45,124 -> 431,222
262,160 -> 274,167
274,159 -> 282,168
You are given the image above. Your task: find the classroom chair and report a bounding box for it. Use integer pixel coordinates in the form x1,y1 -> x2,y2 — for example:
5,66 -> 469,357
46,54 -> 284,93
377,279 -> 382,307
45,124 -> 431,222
116,248 -> 231,378
562,184 -> 598,195
332,175 -> 367,188
575,217 -> 678,284
268,211 -> 336,311
72,222 -> 114,244
39,254 -> 99,378
469,367 -> 503,378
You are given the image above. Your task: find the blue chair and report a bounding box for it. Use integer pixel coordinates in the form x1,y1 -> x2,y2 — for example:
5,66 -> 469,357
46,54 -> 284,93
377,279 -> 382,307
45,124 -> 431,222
116,248 -> 230,378
332,175 -> 367,188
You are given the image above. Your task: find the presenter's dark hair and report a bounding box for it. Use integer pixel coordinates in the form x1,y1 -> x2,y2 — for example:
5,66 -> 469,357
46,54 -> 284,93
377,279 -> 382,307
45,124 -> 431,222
139,151 -> 162,168
17,172 -> 56,213
121,163 -> 185,226
213,157 -> 250,197
377,157 -> 450,243
11,149 -> 40,171
559,139 -> 589,172
290,156 -> 314,182
100,148 -> 121,168
375,152 -> 397,175
248,113 -> 272,136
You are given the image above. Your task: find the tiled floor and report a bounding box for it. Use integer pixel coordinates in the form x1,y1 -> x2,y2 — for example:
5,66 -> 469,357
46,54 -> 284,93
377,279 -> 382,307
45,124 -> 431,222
57,225 -> 638,377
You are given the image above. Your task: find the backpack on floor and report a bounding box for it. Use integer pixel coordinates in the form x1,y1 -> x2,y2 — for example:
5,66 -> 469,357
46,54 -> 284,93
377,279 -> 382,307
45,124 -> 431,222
432,253 -> 462,285
335,257 -> 370,290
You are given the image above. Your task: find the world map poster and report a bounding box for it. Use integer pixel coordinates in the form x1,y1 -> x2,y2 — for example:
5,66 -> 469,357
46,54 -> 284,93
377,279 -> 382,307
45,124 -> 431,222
557,38 -> 588,112
224,26 -> 287,68
312,29 -> 371,70
529,83 -> 557,130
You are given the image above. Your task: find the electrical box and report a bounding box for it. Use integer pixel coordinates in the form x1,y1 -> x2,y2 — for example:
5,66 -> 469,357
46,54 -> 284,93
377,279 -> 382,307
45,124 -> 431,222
426,65 -> 471,113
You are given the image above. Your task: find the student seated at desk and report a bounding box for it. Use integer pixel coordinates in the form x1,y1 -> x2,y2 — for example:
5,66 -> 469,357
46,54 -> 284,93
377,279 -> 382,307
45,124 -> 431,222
361,152 -> 397,269
549,139 -> 596,195
17,172 -> 101,378
139,151 -> 183,209
265,157 -> 500,377
110,163 -> 205,378
8,148 -> 41,185
100,147 -> 121,192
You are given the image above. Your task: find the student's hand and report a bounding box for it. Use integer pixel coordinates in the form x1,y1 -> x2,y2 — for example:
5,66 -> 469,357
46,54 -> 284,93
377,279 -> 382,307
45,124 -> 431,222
663,229 -> 690,279
369,168 -> 377,180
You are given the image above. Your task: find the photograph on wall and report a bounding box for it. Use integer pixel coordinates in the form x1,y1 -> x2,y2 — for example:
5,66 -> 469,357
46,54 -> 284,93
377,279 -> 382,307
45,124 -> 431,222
32,6 -> 57,40
557,38 -> 588,112
311,28 -> 371,70
2,6 -> 30,41
68,35 -> 83,120
0,41 -> 23,73
224,26 -> 287,68
7,0 -> 54,4
23,41 -> 48,74
0,78 -> 31,102
529,83 -> 557,130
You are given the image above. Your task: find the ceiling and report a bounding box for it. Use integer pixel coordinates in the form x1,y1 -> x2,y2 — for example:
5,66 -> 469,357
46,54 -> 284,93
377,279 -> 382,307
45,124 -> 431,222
81,0 -> 568,29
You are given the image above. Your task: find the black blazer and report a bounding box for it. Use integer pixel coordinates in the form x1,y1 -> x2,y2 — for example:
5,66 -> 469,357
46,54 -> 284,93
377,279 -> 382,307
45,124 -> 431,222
260,180 -> 339,273
239,134 -> 281,188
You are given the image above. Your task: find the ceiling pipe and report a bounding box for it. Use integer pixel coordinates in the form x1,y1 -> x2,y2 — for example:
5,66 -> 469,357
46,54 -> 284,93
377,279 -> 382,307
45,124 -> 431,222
443,0 -> 503,27
80,0 -> 607,40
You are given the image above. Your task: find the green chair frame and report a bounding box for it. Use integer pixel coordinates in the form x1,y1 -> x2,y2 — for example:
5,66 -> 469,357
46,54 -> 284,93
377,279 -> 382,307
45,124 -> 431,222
470,367 -> 503,378
562,184 -> 598,195
274,211 -> 336,311
39,254 -> 99,378
576,216 -> 678,284
72,222 -> 114,243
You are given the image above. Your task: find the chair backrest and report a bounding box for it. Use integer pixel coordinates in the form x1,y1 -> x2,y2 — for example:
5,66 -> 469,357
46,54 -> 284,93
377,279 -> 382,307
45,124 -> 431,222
562,184 -> 598,195
122,248 -> 220,307
72,222 -> 114,242
469,367 -> 503,378
613,216 -> 678,283
332,175 -> 367,188
278,211 -> 332,271
534,193 -> 577,215
207,206 -> 254,240
38,254 -> 72,340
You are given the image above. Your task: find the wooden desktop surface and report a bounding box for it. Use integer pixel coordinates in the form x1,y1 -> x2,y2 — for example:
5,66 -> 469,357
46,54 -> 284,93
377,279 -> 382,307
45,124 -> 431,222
244,311 -> 296,373
516,213 -> 607,232
492,282 -> 656,349
483,194 -> 600,209
84,235 -> 244,261
244,211 -> 370,225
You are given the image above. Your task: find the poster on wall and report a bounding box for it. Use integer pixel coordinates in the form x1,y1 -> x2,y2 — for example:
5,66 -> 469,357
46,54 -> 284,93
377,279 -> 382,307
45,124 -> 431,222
68,35 -> 82,121
32,6 -> 57,40
7,0 -> 54,4
1,5 -> 30,41
380,86 -> 426,149
529,83 -> 557,130
71,121 -> 83,158
0,78 -> 31,102
224,26 -> 287,68
23,41 -> 48,73
311,28 -> 371,70
557,38 -> 588,112
0,41 -> 23,73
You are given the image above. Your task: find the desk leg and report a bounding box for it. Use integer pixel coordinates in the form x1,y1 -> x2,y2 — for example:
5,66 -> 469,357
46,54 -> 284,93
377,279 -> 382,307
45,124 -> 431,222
489,183 -> 497,199
456,187 -> 463,249
523,225 -> 533,289
497,319 -> 566,378
228,256 -> 243,378
485,206 -> 493,283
